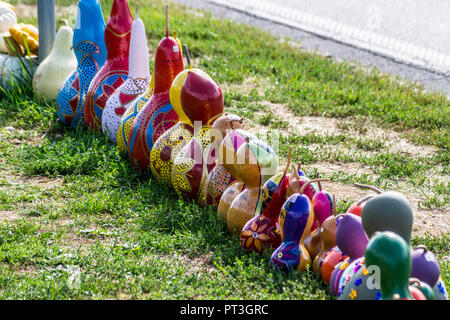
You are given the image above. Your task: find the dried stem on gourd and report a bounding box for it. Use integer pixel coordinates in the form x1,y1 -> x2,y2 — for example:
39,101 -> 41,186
135,4 -> 139,20
414,245 -> 428,252
333,194 -> 337,215
283,147 -> 293,176
354,183 -> 383,194
299,178 -> 329,194
291,163 -> 301,180
183,44 -> 191,69
356,194 -> 374,206
165,5 -> 169,38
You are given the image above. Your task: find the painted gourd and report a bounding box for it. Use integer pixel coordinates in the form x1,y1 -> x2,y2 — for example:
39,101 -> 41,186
84,0 -> 133,130
127,6 -> 184,169
226,138 -> 278,235
171,69 -> 224,199
239,149 -> 292,254
410,245 -> 441,288
270,192 -> 314,272
409,278 -> 435,300
304,181 -> 334,261
216,130 -> 256,222
311,209 -> 339,274
198,113 -> 246,207
286,171 -> 319,201
433,277 -> 448,300
33,22 -> 77,101
56,0 -> 107,127
320,246 -> 348,285
102,9 -> 150,143
329,213 -> 368,292
357,184 -> 413,244
364,231 -> 413,300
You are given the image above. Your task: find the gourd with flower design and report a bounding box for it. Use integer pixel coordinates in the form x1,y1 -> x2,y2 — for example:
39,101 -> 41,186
128,5 -> 184,170
84,0 -> 133,130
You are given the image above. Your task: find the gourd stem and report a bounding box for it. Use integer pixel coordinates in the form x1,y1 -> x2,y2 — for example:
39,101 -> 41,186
409,278 -> 421,286
316,173 -> 322,191
135,3 -> 139,20
183,44 -> 191,69
283,147 -> 292,176
333,194 -> 337,215
354,183 -> 383,194
414,245 -> 428,252
292,163 -> 301,180
356,195 -> 374,206
165,5 -> 169,38
299,178 -> 329,194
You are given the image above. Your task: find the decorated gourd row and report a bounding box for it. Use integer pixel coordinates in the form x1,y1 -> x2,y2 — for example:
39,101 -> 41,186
50,1 -> 447,301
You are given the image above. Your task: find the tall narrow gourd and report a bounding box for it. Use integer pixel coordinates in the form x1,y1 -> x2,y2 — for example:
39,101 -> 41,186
102,7 -> 150,143
56,0 -> 107,127
84,0 -> 133,130
33,22 -> 77,101
128,5 -> 184,169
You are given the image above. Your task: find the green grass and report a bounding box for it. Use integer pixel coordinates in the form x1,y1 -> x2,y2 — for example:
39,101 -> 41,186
0,0 -> 448,299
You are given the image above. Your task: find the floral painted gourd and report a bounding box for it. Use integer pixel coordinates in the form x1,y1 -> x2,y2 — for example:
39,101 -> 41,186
198,113 -> 246,207
127,6 -> 184,169
216,130 -> 255,222
239,149 -> 292,254
102,9 -> 150,143
84,0 -> 133,130
226,138 -> 278,235
171,69 -> 224,199
56,0 -> 107,127
270,192 -> 314,272
328,213 -> 368,292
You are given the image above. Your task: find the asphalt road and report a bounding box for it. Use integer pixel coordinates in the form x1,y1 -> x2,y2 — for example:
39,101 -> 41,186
170,0 -> 450,96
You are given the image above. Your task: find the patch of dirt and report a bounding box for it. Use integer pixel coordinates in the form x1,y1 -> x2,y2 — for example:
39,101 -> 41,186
0,210 -> 21,223
13,4 -> 37,19
164,253 -> 216,275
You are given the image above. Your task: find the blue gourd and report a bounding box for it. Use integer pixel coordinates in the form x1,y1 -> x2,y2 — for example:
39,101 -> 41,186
55,0 -> 107,127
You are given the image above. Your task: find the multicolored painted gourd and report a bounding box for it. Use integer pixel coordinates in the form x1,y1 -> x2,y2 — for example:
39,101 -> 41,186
304,180 -> 334,261
84,0 -> 133,130
320,246 -> 348,285
358,184 -> 413,244
286,170 -> 319,201
364,231 -> 414,300
171,69 -> 224,199
55,0 -> 107,127
270,192 -> 314,272
329,213 -> 368,292
409,278 -> 435,300
216,130 -> 256,222
149,46 -> 196,185
198,113 -> 246,207
226,138 -> 278,235
102,8 -> 150,143
128,6 -> 184,169
239,148 -> 292,254
433,277 -> 449,300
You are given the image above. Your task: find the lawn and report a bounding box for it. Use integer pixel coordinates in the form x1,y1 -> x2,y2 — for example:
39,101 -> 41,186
0,0 -> 448,299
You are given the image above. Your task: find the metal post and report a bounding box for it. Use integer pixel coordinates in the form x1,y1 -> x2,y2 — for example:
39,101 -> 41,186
37,0 -> 56,63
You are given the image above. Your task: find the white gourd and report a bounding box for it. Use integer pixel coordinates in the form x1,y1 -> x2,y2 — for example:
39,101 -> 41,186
0,1 -> 17,53
32,24 -> 77,101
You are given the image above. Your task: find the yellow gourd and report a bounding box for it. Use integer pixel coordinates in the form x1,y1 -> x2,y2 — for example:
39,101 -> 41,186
9,24 -> 39,55
18,23 -> 38,41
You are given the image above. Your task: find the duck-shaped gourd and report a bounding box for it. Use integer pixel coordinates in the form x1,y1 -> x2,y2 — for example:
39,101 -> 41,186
56,0 -> 107,128
239,148 -> 292,254
226,138 -> 278,235
198,113 -> 246,207
171,68 -> 224,199
84,0 -> 133,130
270,192 -> 315,272
128,5 -> 184,169
102,7 -> 150,143
216,129 -> 256,222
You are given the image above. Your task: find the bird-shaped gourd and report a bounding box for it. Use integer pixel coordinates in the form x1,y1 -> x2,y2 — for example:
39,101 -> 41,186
226,138 -> 278,235
304,179 -> 333,261
127,5 -> 184,169
216,129 -> 256,222
171,69 -> 224,199
102,7 -> 150,143
365,231 -> 418,300
270,192 -> 315,272
56,0 -> 107,128
328,213 -> 368,292
198,112 -> 246,207
239,148 -> 292,254
84,0 -> 133,130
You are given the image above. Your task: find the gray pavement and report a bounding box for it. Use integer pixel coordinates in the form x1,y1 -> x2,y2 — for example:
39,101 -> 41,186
170,0 -> 450,96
